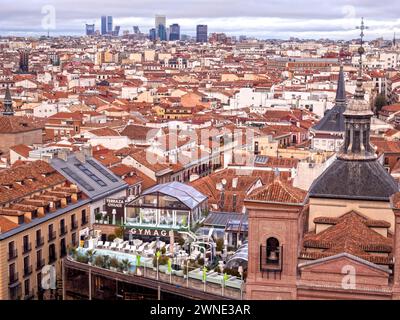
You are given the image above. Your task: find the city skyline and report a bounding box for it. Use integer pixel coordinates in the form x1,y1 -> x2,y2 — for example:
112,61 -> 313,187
0,1 -> 400,40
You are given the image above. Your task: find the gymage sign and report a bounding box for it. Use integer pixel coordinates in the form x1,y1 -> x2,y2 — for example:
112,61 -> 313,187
129,228 -> 175,238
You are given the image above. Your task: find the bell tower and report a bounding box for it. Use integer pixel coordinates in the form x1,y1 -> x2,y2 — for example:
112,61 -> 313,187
2,85 -> 14,116
244,176 -> 308,300
337,17 -> 375,161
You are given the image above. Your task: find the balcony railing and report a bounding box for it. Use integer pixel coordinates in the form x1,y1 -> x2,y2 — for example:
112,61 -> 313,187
36,236 -> 44,248
81,216 -> 88,226
23,265 -> 33,277
71,220 -> 78,231
60,226 -> 68,236
49,255 -> 57,264
8,249 -> 18,261
48,231 -> 56,241
23,243 -> 32,254
23,290 -> 35,300
9,272 -> 19,285
36,258 -> 45,271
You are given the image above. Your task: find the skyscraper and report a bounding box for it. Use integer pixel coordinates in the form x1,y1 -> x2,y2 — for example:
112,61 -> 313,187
113,26 -> 121,37
85,24 -> 95,36
169,24 -> 180,41
101,16 -> 107,35
133,26 -> 140,34
107,16 -> 113,34
155,15 -> 166,29
149,28 -> 157,41
155,15 -> 166,41
157,24 -> 167,41
19,50 -> 29,73
196,25 -> 208,43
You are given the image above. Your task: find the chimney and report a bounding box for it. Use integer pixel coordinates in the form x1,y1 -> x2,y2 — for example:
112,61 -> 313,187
82,144 -> 93,157
57,149 -> 69,162
75,150 -> 86,164
232,177 -> 238,189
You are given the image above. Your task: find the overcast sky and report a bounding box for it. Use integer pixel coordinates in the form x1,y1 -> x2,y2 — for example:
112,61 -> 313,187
1,0 -> 400,39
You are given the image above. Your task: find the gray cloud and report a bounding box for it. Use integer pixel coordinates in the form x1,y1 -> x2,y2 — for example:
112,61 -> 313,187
0,0 -> 399,39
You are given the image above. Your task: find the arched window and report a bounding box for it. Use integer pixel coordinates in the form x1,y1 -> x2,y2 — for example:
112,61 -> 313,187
266,237 -> 280,265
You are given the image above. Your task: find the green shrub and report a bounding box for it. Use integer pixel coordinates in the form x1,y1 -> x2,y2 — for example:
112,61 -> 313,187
107,234 -> 116,242
161,246 -> 166,254
121,259 -> 132,272
94,255 -> 104,268
86,249 -> 96,263
76,254 -> 89,264
152,254 -> 169,267
102,255 -> 111,269
110,257 -> 119,269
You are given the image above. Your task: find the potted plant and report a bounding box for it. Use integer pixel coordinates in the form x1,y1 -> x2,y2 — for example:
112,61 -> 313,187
68,246 -> 78,258
95,213 -> 102,223
121,259 -> 132,274
94,255 -> 104,268
103,255 -> 111,269
110,257 -> 119,271
86,249 -> 96,265
76,254 -> 89,264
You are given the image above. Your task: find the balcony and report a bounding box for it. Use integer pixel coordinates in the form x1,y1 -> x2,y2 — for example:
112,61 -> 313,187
60,249 -> 67,258
22,243 -> 32,254
9,272 -> 19,285
81,216 -> 88,226
23,290 -> 35,300
8,249 -> 18,261
59,225 -> 68,236
71,220 -> 78,231
48,231 -> 56,242
36,258 -> 45,271
36,236 -> 44,248
259,245 -> 283,272
23,265 -> 33,277
49,255 -> 57,264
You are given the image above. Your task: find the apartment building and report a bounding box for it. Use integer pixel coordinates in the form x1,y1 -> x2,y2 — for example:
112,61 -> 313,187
0,161 -> 90,300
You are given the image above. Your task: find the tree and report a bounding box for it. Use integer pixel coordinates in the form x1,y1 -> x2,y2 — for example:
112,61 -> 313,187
375,94 -> 387,113
115,226 -> 124,239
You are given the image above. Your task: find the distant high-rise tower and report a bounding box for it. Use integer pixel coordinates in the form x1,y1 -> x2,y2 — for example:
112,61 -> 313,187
133,26 -> 140,34
155,15 -> 167,41
157,24 -> 167,41
19,50 -> 29,73
169,24 -> 180,41
86,24 -> 95,36
113,26 -> 121,37
149,28 -> 157,41
101,16 -> 107,35
196,25 -> 208,43
107,16 -> 113,34
2,85 -> 14,116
